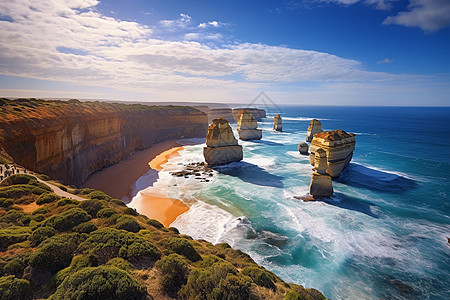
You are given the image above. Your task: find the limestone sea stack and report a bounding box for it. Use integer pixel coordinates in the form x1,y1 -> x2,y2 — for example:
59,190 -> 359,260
273,114 -> 282,131
298,143 -> 309,155
306,119 -> 323,142
203,118 -> 243,166
237,110 -> 262,140
309,148 -> 333,198
309,129 -> 356,177
232,108 -> 266,121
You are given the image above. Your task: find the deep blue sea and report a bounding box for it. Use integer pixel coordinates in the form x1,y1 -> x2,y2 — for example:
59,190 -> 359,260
136,106 -> 450,299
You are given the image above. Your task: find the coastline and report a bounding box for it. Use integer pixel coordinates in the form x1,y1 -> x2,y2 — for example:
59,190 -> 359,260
83,140 -> 180,203
83,140 -> 191,227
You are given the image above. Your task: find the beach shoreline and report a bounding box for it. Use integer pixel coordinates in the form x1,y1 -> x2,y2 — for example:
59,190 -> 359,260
83,139 -> 192,227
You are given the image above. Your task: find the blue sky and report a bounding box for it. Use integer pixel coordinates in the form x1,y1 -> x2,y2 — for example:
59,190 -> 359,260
0,0 -> 449,105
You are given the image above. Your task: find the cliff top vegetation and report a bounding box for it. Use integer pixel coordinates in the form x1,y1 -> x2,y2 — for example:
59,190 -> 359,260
0,173 -> 325,300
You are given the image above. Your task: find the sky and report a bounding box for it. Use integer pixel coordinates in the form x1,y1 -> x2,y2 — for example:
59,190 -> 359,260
0,0 -> 449,105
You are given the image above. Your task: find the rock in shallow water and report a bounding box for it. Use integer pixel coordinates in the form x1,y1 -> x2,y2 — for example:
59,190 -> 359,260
309,148 -> 333,198
237,110 -> 262,140
273,114 -> 282,131
298,142 -> 309,155
306,118 -> 323,142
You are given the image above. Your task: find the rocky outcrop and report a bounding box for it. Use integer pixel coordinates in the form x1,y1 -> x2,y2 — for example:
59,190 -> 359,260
203,118 -> 243,166
298,143 -> 309,155
306,119 -> 323,142
232,108 -> 266,121
273,114 -> 282,131
237,110 -> 262,140
207,108 -> 234,124
309,129 -> 356,177
0,99 -> 208,186
309,148 -> 333,198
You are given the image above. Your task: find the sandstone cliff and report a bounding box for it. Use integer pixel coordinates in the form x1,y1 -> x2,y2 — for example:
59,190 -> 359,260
0,99 -> 208,186
203,118 -> 243,166
232,108 -> 266,121
306,119 -> 323,142
237,110 -> 262,140
309,129 -> 356,177
207,108 -> 234,124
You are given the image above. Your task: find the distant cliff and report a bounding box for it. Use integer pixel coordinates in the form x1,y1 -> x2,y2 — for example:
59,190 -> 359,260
0,98 -> 208,186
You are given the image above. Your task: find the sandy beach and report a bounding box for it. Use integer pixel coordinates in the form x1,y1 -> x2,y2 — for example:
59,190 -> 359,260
83,140 -> 190,227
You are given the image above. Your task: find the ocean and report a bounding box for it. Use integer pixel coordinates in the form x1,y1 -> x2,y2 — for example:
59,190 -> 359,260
136,106 -> 450,299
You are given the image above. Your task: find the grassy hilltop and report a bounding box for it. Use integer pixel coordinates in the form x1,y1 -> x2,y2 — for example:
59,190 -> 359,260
0,173 -> 325,300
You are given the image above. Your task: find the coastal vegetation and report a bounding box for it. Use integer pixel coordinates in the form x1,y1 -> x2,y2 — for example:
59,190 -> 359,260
0,173 -> 325,299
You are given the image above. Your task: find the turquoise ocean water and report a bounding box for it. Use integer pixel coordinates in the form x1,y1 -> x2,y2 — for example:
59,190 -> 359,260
137,106 -> 450,299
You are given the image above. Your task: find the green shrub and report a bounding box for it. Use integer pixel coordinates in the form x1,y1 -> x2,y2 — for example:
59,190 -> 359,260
79,188 -> 95,195
88,190 -> 112,201
32,207 -> 49,215
56,184 -> 67,192
0,198 -> 13,208
166,238 -> 202,262
73,221 -> 97,234
155,253 -> 190,297
242,266 -> 276,290
56,198 -> 79,207
79,199 -> 105,217
37,174 -> 51,181
32,214 -> 45,222
0,275 -> 32,300
168,227 -> 180,234
0,174 -> 35,186
213,274 -> 252,300
43,208 -> 91,231
147,219 -> 164,229
0,210 -> 26,225
3,255 -> 29,276
52,255 -> 95,287
284,286 -> 326,300
106,257 -> 131,271
0,185 -> 33,198
49,266 -> 147,300
97,208 -> 117,218
29,226 -> 55,246
36,193 -> 59,205
123,207 -> 138,216
115,216 -> 141,233
78,228 -> 160,264
30,186 -> 48,195
110,199 -> 126,206
30,233 -> 84,273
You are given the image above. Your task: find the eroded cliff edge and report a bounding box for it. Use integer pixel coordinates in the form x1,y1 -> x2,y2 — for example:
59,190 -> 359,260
0,99 -> 208,186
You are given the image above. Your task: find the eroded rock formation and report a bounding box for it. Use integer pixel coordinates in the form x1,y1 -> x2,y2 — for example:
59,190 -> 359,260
232,108 -> 266,121
0,100 -> 208,186
298,143 -> 309,155
309,148 -> 333,198
273,114 -> 282,131
207,108 -> 234,124
237,110 -> 262,140
306,119 -> 323,142
203,118 -> 243,166
309,129 -> 356,177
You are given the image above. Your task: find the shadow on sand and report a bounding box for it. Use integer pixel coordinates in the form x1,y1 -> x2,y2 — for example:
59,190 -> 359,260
214,161 -> 284,188
335,163 -> 417,194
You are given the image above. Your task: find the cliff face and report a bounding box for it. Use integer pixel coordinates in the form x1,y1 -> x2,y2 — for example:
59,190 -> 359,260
0,99 -> 207,186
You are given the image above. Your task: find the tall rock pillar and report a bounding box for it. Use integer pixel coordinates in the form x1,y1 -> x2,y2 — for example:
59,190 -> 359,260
237,110 -> 262,140
273,114 -> 282,131
309,148 -> 333,198
306,119 -> 322,142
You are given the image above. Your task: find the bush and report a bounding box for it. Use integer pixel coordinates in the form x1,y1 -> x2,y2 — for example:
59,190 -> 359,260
37,174 -> 51,181
284,286 -> 326,300
29,226 -> 56,246
88,190 -> 112,201
30,233 -> 84,273
106,257 -> 131,271
0,174 -> 35,186
73,221 -> 97,234
52,255 -> 95,287
115,216 -> 140,233
36,193 -> 59,205
0,210 -> 26,225
242,266 -> 276,290
123,207 -> 138,216
3,255 -> 29,276
78,228 -> 161,264
110,199 -> 126,206
0,185 -> 33,198
43,208 -> 91,231
168,227 -> 180,234
166,238 -> 202,262
79,188 -> 95,195
56,184 -> 67,192
155,254 -> 190,297
213,274 -> 252,300
49,266 -> 147,300
79,199 -> 104,217
0,198 -> 13,208
147,219 -> 164,229
32,207 -> 49,215
56,198 -> 79,207
0,275 -> 32,300
97,208 -> 117,218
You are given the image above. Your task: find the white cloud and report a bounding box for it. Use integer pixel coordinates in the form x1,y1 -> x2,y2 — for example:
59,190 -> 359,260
0,0 -> 446,104
383,0 -> 450,32
159,13 -> 192,29
198,20 -> 221,28
377,58 -> 394,64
